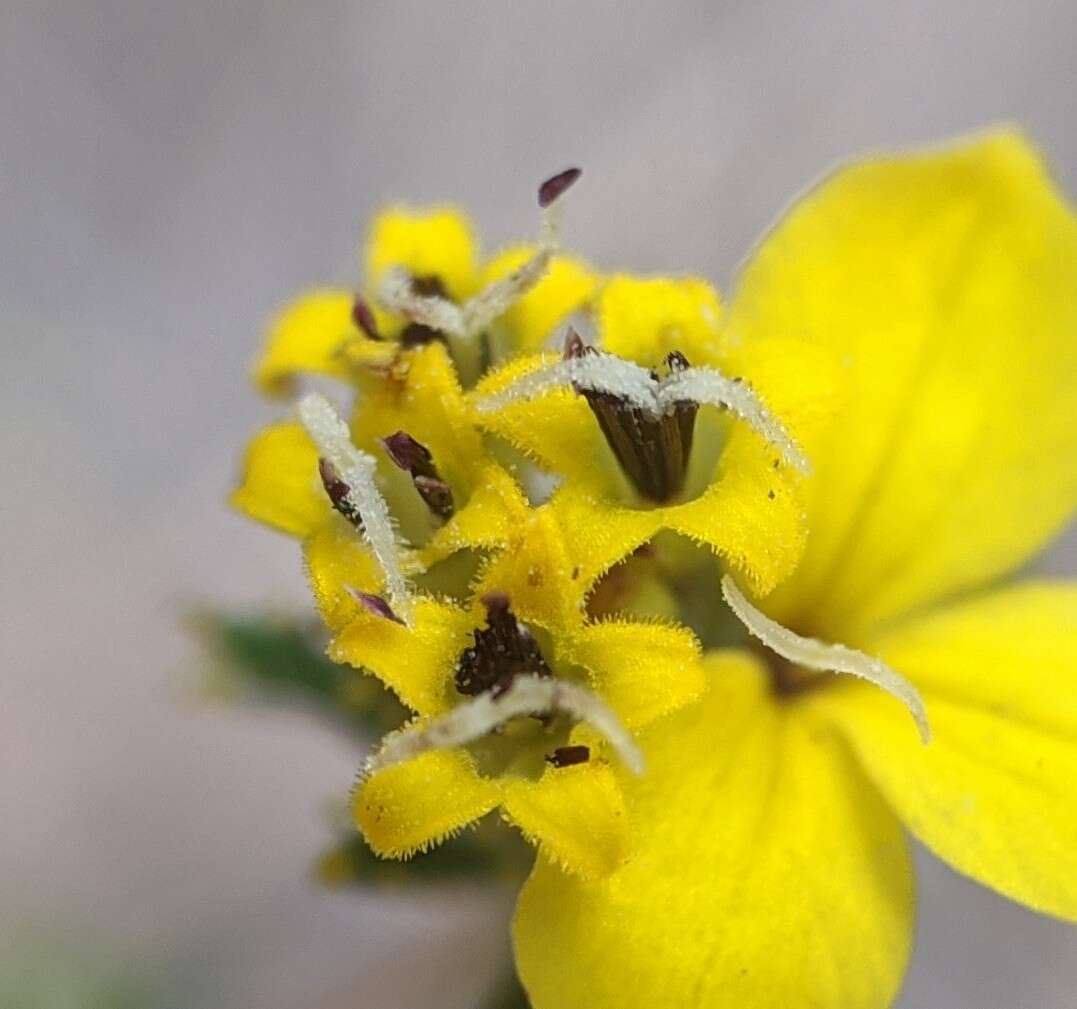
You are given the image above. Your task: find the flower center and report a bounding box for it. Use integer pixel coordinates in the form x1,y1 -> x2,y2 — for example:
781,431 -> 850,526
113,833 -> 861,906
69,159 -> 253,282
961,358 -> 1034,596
455,593 -> 553,697
400,274 -> 454,347
566,333 -> 698,502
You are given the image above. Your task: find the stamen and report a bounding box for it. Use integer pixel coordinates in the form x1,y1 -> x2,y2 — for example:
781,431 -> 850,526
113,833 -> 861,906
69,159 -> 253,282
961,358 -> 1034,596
377,169 -> 580,345
363,673 -> 644,776
378,269 -> 467,338
476,343 -> 810,497
297,393 -> 413,624
346,586 -> 405,625
546,744 -> 590,768
721,575 -> 930,742
660,368 -> 810,474
455,593 -> 552,696
318,458 -> 364,529
351,295 -> 381,340
381,431 -> 455,520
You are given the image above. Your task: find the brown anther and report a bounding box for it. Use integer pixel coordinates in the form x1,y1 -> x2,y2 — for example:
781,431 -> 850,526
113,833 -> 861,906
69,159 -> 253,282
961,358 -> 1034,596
346,587 -> 404,624
351,296 -> 380,340
577,350 -> 699,502
318,458 -> 364,529
398,274 -> 452,347
455,594 -> 553,697
538,167 -> 582,208
381,432 -> 455,520
546,744 -> 590,768
563,326 -> 592,360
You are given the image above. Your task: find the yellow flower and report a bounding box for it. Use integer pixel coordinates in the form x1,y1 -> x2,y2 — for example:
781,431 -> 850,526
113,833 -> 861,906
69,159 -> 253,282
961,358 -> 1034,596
513,130 -> 1077,1008
232,340 -> 532,576
320,501 -> 704,880
253,183 -> 597,397
470,274 -> 838,596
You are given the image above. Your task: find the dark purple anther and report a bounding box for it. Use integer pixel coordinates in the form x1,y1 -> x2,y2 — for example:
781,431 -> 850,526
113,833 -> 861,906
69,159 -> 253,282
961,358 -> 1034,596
382,431 -> 433,473
346,586 -> 404,624
380,431 -> 454,520
546,745 -> 591,768
352,296 -> 380,340
319,458 -> 364,529
563,326 -> 591,360
538,167 -> 582,208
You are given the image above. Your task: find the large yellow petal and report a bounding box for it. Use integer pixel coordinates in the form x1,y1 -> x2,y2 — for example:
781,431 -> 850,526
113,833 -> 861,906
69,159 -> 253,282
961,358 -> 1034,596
253,290 -> 358,396
500,760 -> 629,880
514,651 -> 913,1009
303,516 -> 385,632
355,748 -> 500,858
229,420 -> 327,538
728,130 -> 1077,637
815,581 -> 1077,920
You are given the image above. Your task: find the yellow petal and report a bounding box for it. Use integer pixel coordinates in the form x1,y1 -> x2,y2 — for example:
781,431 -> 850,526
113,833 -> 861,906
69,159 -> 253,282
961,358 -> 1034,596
514,651 -> 913,1009
661,430 -> 807,596
500,760 -> 629,880
597,275 -> 723,367
254,290 -> 358,396
229,420 -> 327,538
728,130 -> 1077,637
564,618 -> 704,729
329,598 -> 474,715
544,484 -> 662,592
474,507 -> 584,633
351,343 -> 488,489
355,748 -> 499,858
364,206 -> 479,303
417,463 -> 531,567
471,352 -> 626,495
483,246 -> 598,352
303,516 -> 384,632
815,581 -> 1077,920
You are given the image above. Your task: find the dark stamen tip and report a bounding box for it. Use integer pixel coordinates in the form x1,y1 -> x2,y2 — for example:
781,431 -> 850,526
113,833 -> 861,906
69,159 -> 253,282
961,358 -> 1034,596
546,745 -> 590,768
665,350 -> 691,373
413,475 -> 454,519
346,587 -> 404,624
538,167 -> 582,208
563,326 -> 592,359
480,591 -> 511,613
381,431 -> 432,472
352,296 -> 380,340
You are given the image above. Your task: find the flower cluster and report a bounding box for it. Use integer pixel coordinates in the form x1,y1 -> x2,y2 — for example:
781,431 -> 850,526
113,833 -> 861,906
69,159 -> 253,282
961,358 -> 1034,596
232,131 -> 1077,1009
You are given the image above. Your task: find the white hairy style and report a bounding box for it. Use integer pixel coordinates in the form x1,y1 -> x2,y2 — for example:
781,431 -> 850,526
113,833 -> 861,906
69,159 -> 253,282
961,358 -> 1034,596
378,269 -> 467,338
377,191 -> 569,343
297,393 -> 413,624
720,575 -> 930,743
363,674 -> 645,777
474,351 -> 810,474
660,368 -> 810,474
474,352 -> 658,414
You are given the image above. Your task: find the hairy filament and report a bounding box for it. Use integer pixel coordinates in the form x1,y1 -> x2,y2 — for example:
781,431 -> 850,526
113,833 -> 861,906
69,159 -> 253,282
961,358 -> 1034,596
721,575 -> 930,742
660,368 -> 810,474
363,674 -> 645,777
297,393 -> 413,624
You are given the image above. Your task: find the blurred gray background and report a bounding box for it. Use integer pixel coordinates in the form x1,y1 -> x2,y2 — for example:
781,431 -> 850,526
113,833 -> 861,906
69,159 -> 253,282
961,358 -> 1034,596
2,1 -> 1076,1006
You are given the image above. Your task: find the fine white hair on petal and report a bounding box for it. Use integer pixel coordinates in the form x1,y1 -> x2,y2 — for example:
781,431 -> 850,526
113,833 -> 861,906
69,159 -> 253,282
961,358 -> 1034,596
297,393 -> 413,624
363,674 -> 645,777
720,575 -> 930,743
474,353 -> 659,414
660,367 -> 811,475
378,269 -> 467,337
